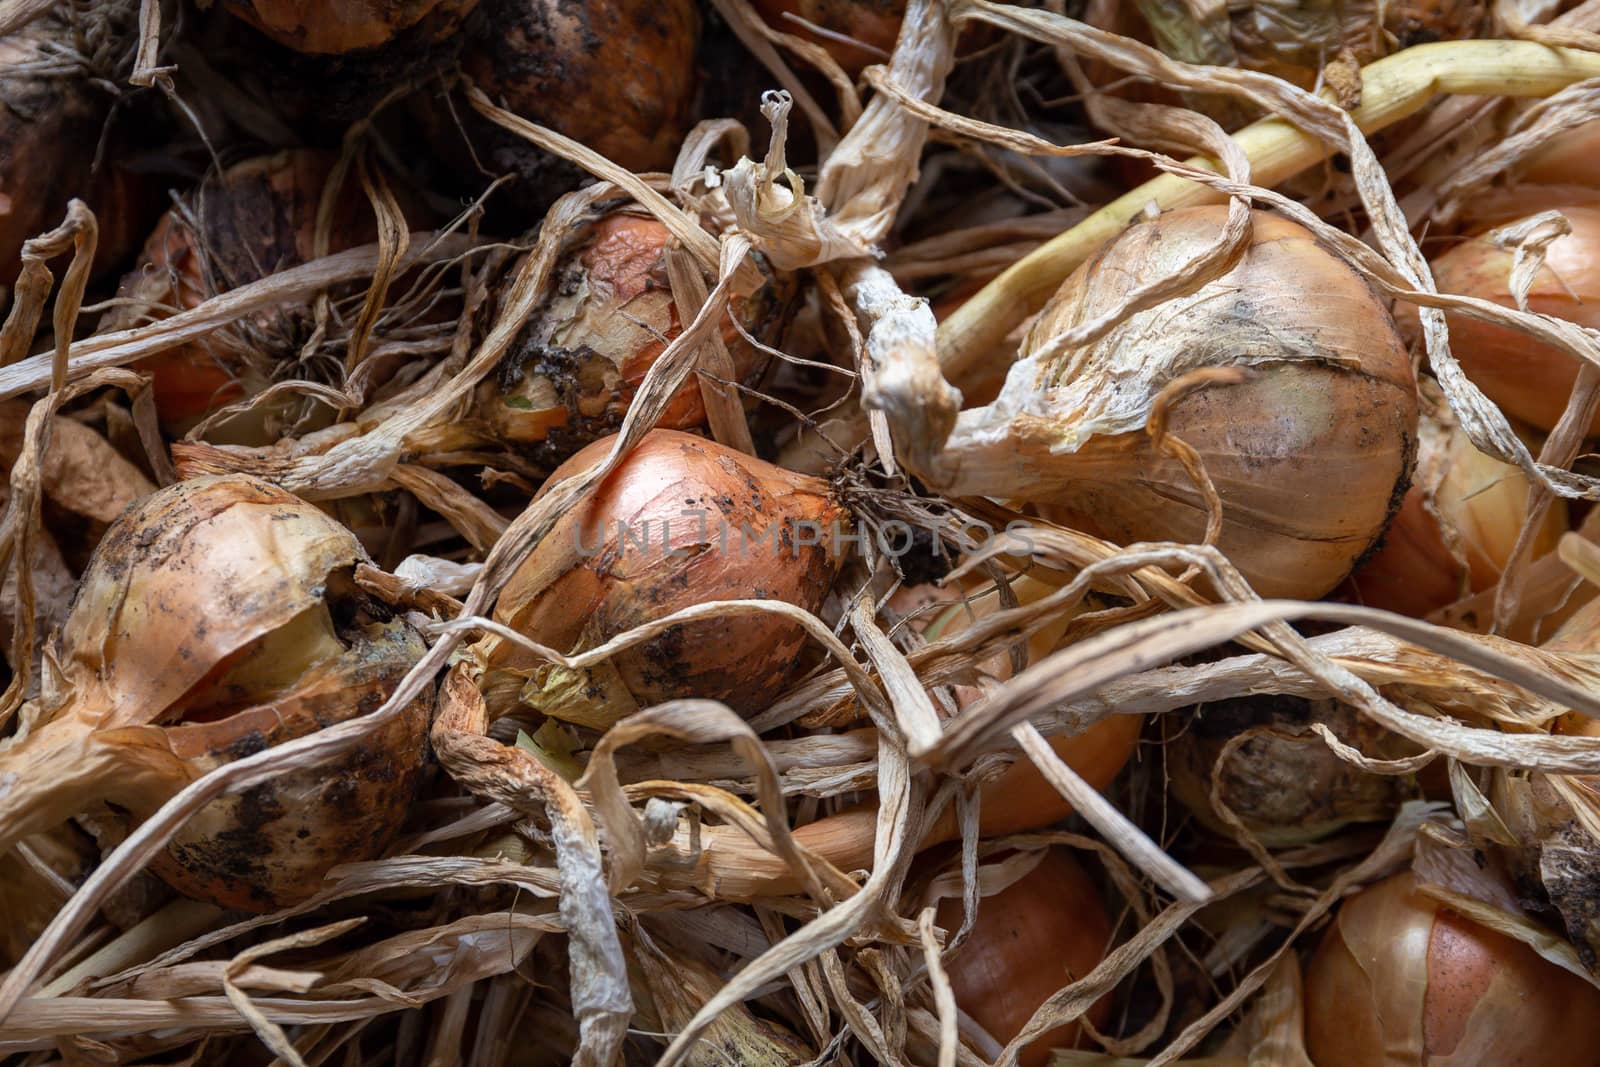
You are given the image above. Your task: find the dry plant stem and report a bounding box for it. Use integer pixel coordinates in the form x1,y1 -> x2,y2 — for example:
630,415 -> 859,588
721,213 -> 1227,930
0,235 -> 480,402
1010,722 -> 1208,903
938,37 -> 1600,382
0,237 -> 761,1041
1495,363 -> 1600,632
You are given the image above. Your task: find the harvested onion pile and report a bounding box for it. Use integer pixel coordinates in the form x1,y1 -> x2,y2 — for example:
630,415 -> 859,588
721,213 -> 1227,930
9,2 -> 1600,1065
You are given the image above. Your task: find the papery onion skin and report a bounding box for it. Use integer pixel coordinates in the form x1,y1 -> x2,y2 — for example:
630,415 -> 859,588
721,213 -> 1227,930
749,0 -> 904,76
937,206 -> 1417,600
1166,695 -> 1417,847
1516,119 -> 1600,191
113,149 -> 417,440
487,430 -> 847,728
1303,871 -> 1600,1066
1346,407 -> 1565,618
936,849 -> 1113,1067
9,475 -> 429,912
222,0 -> 479,54
412,211 -> 784,470
1418,204 -> 1600,433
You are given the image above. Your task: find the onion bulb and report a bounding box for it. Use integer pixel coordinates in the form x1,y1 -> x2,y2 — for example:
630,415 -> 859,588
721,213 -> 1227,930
750,0 -> 904,77
411,210 -> 785,470
222,0 -> 479,54
933,848 -> 1113,1067
1127,1 -> 1485,96
1166,695 -> 1417,847
481,430 -> 848,730
1303,871 -> 1600,1066
0,474 -> 429,911
425,0 -> 699,221
113,149 -> 413,440
1516,119 -> 1600,191
1419,204 -> 1600,433
1346,403 -> 1566,618
696,577 -> 1143,898
932,206 -> 1417,599
0,2 -> 158,283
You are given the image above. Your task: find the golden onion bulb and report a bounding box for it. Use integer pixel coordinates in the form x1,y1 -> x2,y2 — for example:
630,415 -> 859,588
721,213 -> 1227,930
113,149 -> 417,441
1347,406 -> 1566,618
411,210 -> 785,471
0,474 -> 428,911
1419,204 -> 1600,433
935,848 -> 1113,1067
1303,871 -> 1600,1066
936,206 -> 1417,599
483,430 -> 848,729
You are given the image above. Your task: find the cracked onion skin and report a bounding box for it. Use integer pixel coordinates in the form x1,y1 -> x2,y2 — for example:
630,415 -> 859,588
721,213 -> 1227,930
941,207 -> 1417,600
411,210 -> 786,470
935,848 -> 1112,1067
1,475 -> 428,912
485,430 -> 847,728
1417,205 -> 1600,434
1304,871 -> 1600,1067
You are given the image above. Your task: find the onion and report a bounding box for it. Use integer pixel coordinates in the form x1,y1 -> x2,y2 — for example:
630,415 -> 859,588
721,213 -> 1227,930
482,429 -> 848,729
1126,1 -> 1484,94
935,206 -> 1417,599
1419,204 -> 1600,432
933,848 -> 1113,1067
735,578 -> 1142,892
1516,119 -> 1600,190
113,149 -> 410,440
0,3 -> 158,283
1303,871 -> 1600,1066
0,474 -> 429,911
425,0 -> 699,220
749,0 -> 904,77
1346,404 -> 1566,618
411,210 -> 786,470
1166,695 -> 1417,847
222,0 -> 479,54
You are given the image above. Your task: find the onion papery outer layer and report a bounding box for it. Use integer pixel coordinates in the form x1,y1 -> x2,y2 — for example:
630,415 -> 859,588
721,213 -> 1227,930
749,0 -> 905,77
935,207 -> 1417,600
411,212 -> 785,470
1416,204 -> 1600,433
45,474 -> 363,727
1303,871 -> 1600,1066
0,474 -> 428,911
485,430 -> 847,729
